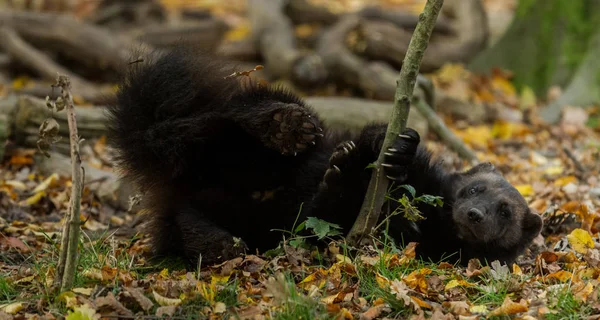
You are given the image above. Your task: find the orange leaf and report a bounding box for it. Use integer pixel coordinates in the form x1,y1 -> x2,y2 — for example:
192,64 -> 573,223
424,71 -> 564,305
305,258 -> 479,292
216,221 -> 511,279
488,296 -> 528,317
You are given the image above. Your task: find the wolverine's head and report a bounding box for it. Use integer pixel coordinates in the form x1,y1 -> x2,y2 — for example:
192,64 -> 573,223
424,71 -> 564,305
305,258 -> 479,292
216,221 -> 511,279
451,162 -> 543,250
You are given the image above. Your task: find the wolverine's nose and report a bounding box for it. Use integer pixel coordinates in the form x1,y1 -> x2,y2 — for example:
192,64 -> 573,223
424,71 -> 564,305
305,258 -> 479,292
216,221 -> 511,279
467,208 -> 484,223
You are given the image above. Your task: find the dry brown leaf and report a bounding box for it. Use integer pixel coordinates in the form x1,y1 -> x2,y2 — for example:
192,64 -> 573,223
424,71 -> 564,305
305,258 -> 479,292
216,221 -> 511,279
94,292 -> 133,316
123,287 -> 154,312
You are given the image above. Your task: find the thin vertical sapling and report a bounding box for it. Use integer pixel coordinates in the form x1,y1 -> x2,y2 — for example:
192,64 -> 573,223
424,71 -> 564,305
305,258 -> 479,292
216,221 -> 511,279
346,0 -> 446,246
42,75 -> 84,293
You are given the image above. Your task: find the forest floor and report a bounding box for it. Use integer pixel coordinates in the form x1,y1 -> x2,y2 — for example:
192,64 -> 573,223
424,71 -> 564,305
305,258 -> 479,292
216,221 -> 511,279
1,62 -> 600,320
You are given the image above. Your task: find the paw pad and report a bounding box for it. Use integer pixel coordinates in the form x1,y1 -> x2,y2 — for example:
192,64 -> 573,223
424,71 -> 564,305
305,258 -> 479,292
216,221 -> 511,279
268,105 -> 322,156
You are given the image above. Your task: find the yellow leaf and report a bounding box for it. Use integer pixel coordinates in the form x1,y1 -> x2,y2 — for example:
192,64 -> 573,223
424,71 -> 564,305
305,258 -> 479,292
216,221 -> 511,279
573,281 -> 595,302
444,279 -> 475,291
491,75 -> 516,97
11,76 -> 31,90
454,126 -> 492,148
403,268 -> 431,293
33,173 -> 59,193
375,273 -> 390,289
65,304 -> 100,320
567,228 -> 595,254
0,302 -> 24,314
213,301 -> 226,314
224,23 -> 250,41
554,176 -> 577,187
4,180 -> 27,190
515,184 -> 533,197
488,296 -> 528,317
159,268 -> 169,278
544,166 -> 564,176
520,86 -> 537,109
20,191 -> 46,205
469,304 -> 489,315
152,290 -> 182,306
512,264 -> 523,276
72,287 -> 93,296
546,270 -> 573,282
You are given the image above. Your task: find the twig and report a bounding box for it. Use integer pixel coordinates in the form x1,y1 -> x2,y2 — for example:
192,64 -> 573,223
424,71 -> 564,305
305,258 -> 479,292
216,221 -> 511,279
48,75 -> 83,292
411,74 -> 477,163
562,146 -> 586,173
346,0 -> 445,246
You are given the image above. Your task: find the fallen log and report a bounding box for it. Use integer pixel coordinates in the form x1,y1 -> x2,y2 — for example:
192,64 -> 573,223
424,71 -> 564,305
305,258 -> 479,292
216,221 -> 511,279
0,9 -> 145,72
0,27 -> 103,101
248,0 -> 327,87
351,0 -> 488,72
127,19 -> 229,50
316,15 -> 398,100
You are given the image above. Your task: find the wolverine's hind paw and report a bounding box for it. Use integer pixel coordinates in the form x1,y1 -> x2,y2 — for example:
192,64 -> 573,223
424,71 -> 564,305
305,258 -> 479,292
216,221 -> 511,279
382,128 -> 420,182
267,104 -> 322,156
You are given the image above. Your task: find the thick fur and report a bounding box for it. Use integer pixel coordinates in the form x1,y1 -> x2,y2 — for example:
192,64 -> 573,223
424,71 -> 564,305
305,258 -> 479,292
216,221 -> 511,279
106,48 -> 542,266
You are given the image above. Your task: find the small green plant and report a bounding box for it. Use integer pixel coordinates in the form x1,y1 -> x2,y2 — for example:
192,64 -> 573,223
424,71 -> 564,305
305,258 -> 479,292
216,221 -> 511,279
269,202 -> 344,253
387,184 -> 444,222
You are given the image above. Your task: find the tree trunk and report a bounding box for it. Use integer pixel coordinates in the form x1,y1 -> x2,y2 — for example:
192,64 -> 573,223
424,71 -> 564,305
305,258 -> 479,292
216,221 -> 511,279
469,0 -> 600,123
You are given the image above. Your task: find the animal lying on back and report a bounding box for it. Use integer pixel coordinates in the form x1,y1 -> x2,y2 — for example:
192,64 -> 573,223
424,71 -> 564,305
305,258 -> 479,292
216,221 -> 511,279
106,47 -> 543,266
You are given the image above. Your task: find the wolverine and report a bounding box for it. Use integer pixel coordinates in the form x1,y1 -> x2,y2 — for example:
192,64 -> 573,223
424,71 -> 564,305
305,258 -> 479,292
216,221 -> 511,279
106,47 -> 543,266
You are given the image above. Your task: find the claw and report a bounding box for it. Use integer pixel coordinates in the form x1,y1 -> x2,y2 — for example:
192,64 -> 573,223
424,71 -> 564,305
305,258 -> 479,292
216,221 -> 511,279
342,147 -> 349,154
381,163 -> 394,168
386,175 -> 398,181
384,152 -> 395,156
311,141 -> 316,145
333,165 -> 341,172
388,148 -> 398,152
398,134 -> 411,139
349,141 -> 356,148
317,127 -> 323,132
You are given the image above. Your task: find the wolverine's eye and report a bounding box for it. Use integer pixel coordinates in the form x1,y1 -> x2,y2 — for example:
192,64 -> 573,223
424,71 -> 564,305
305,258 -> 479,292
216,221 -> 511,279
499,205 -> 511,218
468,187 -> 477,195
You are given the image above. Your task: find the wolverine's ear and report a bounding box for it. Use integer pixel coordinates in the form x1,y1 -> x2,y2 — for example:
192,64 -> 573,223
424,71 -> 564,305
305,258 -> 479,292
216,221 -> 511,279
522,209 -> 543,238
464,162 -> 499,176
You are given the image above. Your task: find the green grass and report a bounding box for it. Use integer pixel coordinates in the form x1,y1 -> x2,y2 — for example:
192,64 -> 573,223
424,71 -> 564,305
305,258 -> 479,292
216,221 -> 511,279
545,284 -> 592,320
0,276 -> 17,303
268,273 -> 336,320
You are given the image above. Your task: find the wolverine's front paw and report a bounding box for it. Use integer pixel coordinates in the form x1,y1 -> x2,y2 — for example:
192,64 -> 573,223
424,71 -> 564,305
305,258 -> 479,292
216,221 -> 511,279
267,103 -> 323,156
382,128 -> 420,182
321,141 -> 357,190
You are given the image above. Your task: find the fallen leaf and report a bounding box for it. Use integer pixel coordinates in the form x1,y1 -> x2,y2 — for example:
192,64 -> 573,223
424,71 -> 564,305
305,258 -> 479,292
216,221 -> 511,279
445,279 -> 475,291
515,184 -> 533,197
123,287 -> 154,312
65,304 -> 99,320
153,289 -> 182,308
546,270 -> 573,283
156,305 -> 177,317
567,228 -> 594,254
488,296 -> 528,317
0,302 -> 24,315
